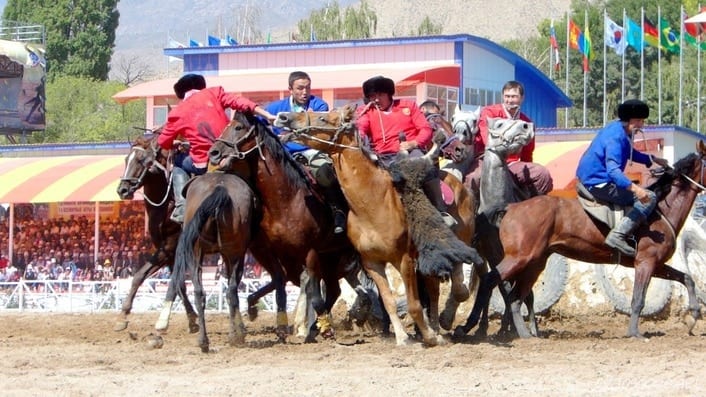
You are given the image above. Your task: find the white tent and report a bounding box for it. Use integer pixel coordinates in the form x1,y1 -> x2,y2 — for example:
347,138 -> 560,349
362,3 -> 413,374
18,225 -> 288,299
685,12 -> 706,24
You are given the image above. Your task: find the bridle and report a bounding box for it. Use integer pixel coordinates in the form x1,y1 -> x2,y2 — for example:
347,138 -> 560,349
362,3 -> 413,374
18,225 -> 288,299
214,123 -> 265,161
120,142 -> 172,207
682,157 -> 706,192
288,109 -> 360,150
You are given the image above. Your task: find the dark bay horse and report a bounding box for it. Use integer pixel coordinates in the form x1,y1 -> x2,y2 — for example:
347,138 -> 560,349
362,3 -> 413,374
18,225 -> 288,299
115,134 -> 198,333
274,105 -> 484,346
456,141 -> 706,339
208,112 -> 364,342
171,172 -> 256,352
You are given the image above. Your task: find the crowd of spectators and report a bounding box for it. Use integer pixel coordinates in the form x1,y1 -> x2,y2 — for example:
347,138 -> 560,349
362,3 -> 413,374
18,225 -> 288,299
0,208 -> 265,288
0,212 -> 153,286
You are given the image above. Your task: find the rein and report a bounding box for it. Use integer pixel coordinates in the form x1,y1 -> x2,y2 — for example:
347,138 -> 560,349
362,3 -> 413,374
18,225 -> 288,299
215,125 -> 266,161
290,110 -> 360,150
121,145 -> 173,207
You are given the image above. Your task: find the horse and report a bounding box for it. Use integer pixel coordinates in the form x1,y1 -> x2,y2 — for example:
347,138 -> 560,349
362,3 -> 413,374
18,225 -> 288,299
208,112 -> 366,342
273,105 -> 485,346
115,133 -> 199,334
435,105 -> 480,184
456,140 -> 706,339
170,172 -> 256,352
115,133 -> 287,337
437,117 -> 541,338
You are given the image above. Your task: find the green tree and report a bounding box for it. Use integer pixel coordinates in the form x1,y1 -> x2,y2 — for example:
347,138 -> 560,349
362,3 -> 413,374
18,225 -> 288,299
298,0 -> 377,41
413,16 -> 443,36
2,0 -> 119,81
32,76 -> 144,143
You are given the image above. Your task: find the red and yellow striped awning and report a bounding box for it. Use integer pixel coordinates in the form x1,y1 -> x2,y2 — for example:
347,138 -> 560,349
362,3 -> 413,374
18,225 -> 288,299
534,140 -> 591,190
0,155 -> 139,203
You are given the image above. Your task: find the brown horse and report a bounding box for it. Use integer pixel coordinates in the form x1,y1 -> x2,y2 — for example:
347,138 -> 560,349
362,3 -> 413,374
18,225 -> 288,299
456,141 -> 706,339
208,112 -> 365,342
115,134 -> 199,333
274,105 -> 484,346
170,173 -> 256,352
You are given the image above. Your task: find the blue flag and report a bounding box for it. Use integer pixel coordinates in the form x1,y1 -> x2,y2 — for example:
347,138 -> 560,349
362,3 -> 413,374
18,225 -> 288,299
189,38 -> 202,47
208,35 -> 221,46
625,17 -> 643,52
226,35 -> 238,45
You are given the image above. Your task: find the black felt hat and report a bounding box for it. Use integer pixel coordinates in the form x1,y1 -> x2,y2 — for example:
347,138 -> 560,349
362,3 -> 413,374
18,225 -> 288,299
618,99 -> 649,121
173,74 -> 206,99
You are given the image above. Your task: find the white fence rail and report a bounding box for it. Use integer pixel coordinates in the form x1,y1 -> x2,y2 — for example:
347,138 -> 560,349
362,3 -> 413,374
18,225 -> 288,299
0,277 -> 301,314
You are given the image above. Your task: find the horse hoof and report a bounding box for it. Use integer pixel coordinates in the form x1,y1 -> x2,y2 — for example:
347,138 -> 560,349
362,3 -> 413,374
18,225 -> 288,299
229,335 -> 246,347
145,334 -> 164,350
453,326 -> 467,338
683,312 -> 697,335
113,320 -> 129,332
247,306 -> 258,321
188,323 -> 200,334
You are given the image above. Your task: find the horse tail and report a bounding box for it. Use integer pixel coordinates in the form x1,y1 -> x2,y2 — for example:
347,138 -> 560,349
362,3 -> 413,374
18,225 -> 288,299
173,186 -> 233,289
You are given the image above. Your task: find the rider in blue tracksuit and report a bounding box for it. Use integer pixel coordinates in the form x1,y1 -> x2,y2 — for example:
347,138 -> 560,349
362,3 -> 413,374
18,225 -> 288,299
576,99 -> 669,256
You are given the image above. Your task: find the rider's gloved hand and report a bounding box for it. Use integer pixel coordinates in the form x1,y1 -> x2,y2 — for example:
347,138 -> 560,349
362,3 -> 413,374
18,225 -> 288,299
650,155 -> 669,167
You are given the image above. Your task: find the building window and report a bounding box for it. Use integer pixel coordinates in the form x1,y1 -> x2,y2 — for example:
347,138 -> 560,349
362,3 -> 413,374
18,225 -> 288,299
153,107 -> 168,126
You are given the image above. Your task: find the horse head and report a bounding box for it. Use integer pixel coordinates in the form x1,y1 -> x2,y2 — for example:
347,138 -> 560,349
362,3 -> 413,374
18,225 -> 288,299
451,104 -> 480,144
273,104 -> 358,152
117,134 -> 169,199
485,117 -> 534,157
209,112 -> 262,171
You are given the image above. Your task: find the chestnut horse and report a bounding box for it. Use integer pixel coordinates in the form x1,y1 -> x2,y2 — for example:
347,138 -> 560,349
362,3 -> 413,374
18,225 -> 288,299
274,105 -> 484,346
115,134 -> 198,333
208,112 -> 365,342
456,141 -> 706,339
170,173 -> 256,352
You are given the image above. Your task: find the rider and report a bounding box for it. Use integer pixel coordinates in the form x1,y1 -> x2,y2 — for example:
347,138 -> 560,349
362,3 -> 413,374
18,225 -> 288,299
356,75 -> 456,228
266,70 -> 347,234
158,73 -> 276,223
576,99 -> 669,257
467,80 -> 553,197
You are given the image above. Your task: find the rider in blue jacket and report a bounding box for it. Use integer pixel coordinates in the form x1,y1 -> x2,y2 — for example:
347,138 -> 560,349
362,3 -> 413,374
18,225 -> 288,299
266,71 -> 346,234
576,99 -> 669,256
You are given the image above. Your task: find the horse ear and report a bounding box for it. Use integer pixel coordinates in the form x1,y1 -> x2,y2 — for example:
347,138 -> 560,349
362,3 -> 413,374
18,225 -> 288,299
698,140 -> 706,155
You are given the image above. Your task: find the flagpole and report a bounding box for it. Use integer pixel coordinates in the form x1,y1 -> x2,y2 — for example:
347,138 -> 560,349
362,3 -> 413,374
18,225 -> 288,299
549,20 -> 554,79
657,6 -> 662,124
583,10 -> 591,127
679,5 -> 685,126
603,8 -> 607,125
622,9 -> 626,102
565,13 -> 570,128
640,7 -> 645,100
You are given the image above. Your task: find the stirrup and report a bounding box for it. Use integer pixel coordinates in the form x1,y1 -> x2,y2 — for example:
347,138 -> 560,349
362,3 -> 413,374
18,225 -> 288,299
333,210 -> 346,234
170,206 -> 185,224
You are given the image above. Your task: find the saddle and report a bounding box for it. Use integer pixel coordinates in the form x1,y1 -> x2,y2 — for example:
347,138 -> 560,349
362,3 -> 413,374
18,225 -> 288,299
576,182 -> 629,229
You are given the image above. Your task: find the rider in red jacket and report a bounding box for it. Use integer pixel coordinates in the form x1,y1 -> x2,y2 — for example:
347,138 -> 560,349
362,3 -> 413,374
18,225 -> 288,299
158,74 -> 275,223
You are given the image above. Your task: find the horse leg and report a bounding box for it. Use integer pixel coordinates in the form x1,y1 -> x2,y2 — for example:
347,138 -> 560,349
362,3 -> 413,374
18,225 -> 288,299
653,264 -> 702,334
246,281 -> 275,321
524,290 -> 538,337
294,270 -> 313,338
226,257 -> 246,347
115,259 -> 161,331
400,255 -> 444,347
191,250 -> 209,352
272,269 -> 289,342
627,264 -> 653,339
365,262 -> 410,346
455,267 -> 501,336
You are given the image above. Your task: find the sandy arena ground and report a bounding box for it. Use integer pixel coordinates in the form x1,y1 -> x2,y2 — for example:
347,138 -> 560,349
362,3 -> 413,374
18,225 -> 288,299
1,305 -> 706,397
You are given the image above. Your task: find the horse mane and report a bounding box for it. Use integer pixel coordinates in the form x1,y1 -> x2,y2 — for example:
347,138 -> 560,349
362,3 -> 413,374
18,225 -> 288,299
232,112 -> 311,191
647,152 -> 699,201
133,135 -> 151,147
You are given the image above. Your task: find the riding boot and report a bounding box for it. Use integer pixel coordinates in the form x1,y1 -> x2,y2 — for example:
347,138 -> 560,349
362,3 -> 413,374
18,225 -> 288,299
323,184 -> 348,234
604,212 -> 641,257
170,167 -> 189,224
423,177 -> 457,228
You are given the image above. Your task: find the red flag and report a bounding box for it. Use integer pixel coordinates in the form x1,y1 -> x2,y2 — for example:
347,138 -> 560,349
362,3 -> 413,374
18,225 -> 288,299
569,19 -> 582,50
550,20 -> 561,71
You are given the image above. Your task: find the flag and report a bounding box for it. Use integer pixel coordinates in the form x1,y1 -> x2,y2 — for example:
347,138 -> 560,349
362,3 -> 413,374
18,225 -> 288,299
604,15 -> 627,55
225,35 -> 238,46
643,16 -> 661,48
208,35 -> 221,46
266,31 -> 272,44
626,17 -> 643,51
550,20 -> 561,70
189,38 -> 202,47
683,11 -> 706,50
580,22 -> 592,71
168,38 -> 185,48
659,17 -> 680,54
569,19 -> 582,50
